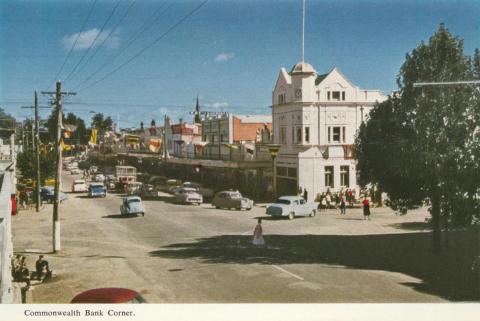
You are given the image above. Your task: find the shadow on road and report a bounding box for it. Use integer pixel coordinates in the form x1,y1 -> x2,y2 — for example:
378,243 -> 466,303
389,222 -> 432,231
75,195 -> 92,199
253,215 -> 310,221
149,229 -> 479,301
102,214 -> 142,219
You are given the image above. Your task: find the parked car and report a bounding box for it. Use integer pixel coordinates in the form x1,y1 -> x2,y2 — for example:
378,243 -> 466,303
88,183 -> 107,198
266,196 -> 317,220
160,179 -> 182,193
125,182 -> 143,195
69,168 -> 80,175
181,182 -> 214,200
40,187 -> 67,203
105,175 -> 117,191
174,187 -> 203,205
212,190 -> 253,210
94,173 -> 105,182
120,196 -> 145,216
139,184 -> 160,198
71,288 -> 146,303
71,179 -> 88,193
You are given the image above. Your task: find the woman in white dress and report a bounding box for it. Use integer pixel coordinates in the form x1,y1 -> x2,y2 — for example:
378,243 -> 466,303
253,218 -> 265,246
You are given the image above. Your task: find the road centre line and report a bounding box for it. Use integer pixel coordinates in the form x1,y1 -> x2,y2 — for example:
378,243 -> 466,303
272,265 -> 304,281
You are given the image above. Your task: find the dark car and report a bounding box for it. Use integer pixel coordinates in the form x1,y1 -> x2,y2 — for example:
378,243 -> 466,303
40,187 -> 67,203
71,288 -> 146,303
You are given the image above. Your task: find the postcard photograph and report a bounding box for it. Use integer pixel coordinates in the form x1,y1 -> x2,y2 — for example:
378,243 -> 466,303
0,0 -> 479,319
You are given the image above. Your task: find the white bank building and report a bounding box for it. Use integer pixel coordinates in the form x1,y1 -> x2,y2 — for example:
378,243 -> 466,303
271,61 -> 387,200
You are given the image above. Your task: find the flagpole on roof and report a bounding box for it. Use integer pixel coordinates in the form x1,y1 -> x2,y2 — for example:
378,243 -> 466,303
301,0 -> 305,62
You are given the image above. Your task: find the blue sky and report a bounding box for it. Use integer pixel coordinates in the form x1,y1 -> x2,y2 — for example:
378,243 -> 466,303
1,0 -> 479,128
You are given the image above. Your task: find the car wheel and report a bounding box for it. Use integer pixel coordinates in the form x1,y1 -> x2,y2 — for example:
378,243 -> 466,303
215,206 -> 220,209
247,207 -> 252,211
310,210 -> 316,217
288,212 -> 295,220
141,212 -> 145,216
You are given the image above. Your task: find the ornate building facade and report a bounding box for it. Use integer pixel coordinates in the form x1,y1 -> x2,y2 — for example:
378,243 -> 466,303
271,61 -> 387,200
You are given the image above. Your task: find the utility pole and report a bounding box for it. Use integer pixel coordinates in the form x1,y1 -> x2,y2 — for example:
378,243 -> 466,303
42,81 -> 76,253
163,114 -> 167,162
34,92 -> 40,212
31,117 -> 35,151
22,91 -> 51,212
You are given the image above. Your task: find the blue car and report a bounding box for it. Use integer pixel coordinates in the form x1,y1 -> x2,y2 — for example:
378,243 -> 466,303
120,196 -> 145,216
40,187 -> 68,204
88,183 -> 107,198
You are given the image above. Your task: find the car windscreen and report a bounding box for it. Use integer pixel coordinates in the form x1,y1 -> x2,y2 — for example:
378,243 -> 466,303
275,199 -> 291,205
230,193 -> 242,199
91,186 -> 104,191
128,199 -> 140,203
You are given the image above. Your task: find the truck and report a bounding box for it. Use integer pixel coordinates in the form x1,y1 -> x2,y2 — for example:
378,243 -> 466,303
115,166 -> 137,192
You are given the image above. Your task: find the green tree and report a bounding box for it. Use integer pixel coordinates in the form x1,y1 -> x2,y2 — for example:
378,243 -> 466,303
355,24 -> 480,251
91,113 -> 113,134
65,112 -> 88,145
45,110 -> 88,145
0,107 -> 16,140
16,149 -> 56,184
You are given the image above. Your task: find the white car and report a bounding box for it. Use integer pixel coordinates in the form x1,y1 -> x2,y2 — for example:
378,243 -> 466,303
125,182 -> 143,195
70,168 -> 80,175
174,187 -> 203,205
94,174 -> 105,182
266,196 -> 317,220
72,179 -> 88,193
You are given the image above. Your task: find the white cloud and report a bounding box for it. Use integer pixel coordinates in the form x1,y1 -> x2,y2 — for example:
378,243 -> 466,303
157,107 -> 169,115
62,28 -> 120,51
204,102 -> 229,109
214,53 -> 234,62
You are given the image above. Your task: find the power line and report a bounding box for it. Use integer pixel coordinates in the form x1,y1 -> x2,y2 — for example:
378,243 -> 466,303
63,0 -> 122,84
71,0 -> 138,84
72,0 -> 176,91
45,0 -> 98,91
413,80 -> 480,87
77,0 -> 208,93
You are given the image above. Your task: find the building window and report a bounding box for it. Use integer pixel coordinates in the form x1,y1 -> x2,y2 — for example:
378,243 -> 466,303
211,135 -> 215,144
220,134 -> 224,142
305,127 -> 310,143
342,91 -> 346,101
278,93 -> 286,104
280,127 -> 287,144
292,127 -> 295,144
277,166 -> 287,176
332,127 -> 341,142
296,127 -> 302,144
203,135 -> 206,142
332,91 -> 340,101
287,167 -> 297,178
325,166 -> 334,188
327,91 -> 331,100
328,126 -> 346,143
340,165 -> 350,186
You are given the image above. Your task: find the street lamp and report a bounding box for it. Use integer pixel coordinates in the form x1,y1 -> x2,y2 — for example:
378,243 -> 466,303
266,144 -> 281,200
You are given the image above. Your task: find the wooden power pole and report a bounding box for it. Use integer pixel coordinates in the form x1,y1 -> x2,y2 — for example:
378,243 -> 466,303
42,81 -> 76,253
22,91 -> 51,212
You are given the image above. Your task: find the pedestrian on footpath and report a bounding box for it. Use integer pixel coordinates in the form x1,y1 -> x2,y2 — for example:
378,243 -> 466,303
363,198 -> 371,220
340,196 -> 346,214
303,188 -> 308,202
252,218 -> 265,246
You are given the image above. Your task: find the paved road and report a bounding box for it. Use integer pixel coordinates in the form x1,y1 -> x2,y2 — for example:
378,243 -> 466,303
12,173 -> 446,303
